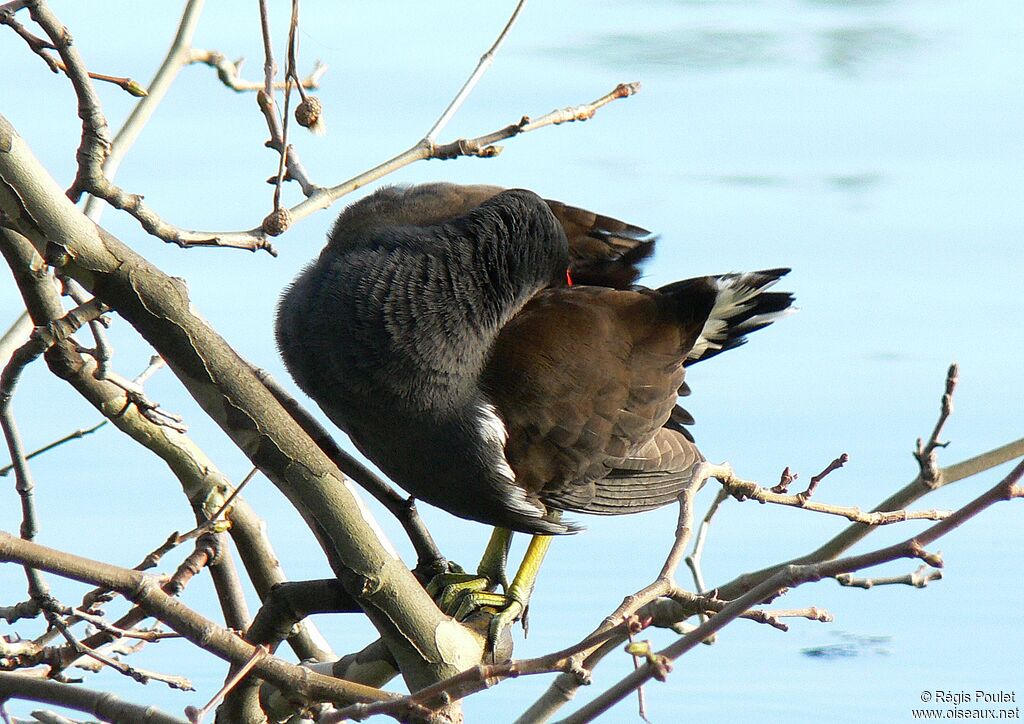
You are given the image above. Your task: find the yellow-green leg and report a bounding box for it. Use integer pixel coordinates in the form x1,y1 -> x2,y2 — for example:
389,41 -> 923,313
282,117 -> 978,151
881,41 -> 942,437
428,527 -> 514,613
429,517 -> 559,652
448,530 -> 555,644
482,531 -> 554,641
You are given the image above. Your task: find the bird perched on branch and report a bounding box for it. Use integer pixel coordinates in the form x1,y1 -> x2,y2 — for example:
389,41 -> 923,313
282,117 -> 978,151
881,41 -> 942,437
276,182 -> 793,643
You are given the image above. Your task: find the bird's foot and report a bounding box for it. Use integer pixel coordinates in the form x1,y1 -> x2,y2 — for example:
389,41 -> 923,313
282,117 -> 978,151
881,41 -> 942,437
452,588 -> 525,663
425,571 -> 498,614
425,572 -> 525,661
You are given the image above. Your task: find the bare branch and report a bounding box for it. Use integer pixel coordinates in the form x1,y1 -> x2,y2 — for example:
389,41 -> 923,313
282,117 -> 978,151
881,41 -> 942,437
835,564 -> 943,590
797,452 -> 849,500
0,421 -> 106,477
0,5 -> 58,73
27,1 -> 112,203
0,533 -> 396,708
185,645 -> 268,724
0,227 -> 333,665
0,672 -> 187,724
715,446 -> 1024,600
28,1 -> 274,252
424,0 -> 528,143
685,488 -> 729,595
709,462 -> 951,525
915,362 -> 959,487
554,459 -> 1024,723
52,59 -> 146,96
189,49 -> 325,92
515,489 -> 698,723
82,0 -> 204,222
44,610 -> 193,691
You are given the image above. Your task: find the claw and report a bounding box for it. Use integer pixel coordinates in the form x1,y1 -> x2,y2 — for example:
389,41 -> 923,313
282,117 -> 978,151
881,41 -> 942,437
487,597 -> 525,649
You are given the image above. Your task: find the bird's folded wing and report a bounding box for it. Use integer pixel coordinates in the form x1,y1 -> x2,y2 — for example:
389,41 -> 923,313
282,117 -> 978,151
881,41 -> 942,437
481,286 -> 704,515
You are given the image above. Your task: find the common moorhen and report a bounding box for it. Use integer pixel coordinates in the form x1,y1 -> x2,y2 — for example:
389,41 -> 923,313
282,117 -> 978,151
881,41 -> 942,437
276,182 -> 793,641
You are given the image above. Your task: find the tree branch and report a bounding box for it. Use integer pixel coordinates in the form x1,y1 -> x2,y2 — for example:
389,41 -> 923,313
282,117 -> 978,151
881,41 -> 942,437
0,112 -> 485,693
555,458 -> 1023,723
0,532 -> 397,709
715,444 -> 1024,600
0,672 -> 187,724
0,226 -> 332,664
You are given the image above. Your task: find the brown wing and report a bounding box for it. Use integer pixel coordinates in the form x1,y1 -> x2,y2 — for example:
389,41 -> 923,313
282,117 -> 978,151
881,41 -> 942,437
480,286 -> 705,516
332,184 -> 653,286
544,198 -> 655,267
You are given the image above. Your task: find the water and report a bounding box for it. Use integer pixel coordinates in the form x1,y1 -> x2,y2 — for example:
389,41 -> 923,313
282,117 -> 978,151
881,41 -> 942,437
1,1 -> 1022,722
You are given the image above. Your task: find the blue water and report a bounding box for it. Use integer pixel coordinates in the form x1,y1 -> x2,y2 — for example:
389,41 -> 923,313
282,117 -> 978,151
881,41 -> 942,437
2,1 -> 1022,722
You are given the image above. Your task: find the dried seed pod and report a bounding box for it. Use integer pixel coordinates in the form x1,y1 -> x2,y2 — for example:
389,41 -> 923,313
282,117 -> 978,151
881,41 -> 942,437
295,96 -> 325,136
262,207 -> 292,236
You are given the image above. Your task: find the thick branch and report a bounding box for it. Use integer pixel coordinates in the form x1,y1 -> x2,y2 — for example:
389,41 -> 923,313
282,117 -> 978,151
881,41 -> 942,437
0,113 -> 484,691
0,226 -> 332,664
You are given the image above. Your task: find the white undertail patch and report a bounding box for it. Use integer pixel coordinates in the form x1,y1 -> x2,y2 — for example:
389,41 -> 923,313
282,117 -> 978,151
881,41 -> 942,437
687,273 -> 792,361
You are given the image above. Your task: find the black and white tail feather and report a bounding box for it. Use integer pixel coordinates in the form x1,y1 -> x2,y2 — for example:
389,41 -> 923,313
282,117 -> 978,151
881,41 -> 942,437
660,268 -> 794,367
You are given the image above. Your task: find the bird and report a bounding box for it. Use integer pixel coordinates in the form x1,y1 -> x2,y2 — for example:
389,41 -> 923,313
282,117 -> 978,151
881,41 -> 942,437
276,182 -> 793,640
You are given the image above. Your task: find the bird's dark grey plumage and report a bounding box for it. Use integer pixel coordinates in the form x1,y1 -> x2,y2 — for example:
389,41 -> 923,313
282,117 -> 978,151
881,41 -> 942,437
276,183 -> 793,534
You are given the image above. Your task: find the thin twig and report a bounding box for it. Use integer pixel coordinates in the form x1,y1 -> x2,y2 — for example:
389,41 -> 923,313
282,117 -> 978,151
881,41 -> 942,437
45,612 -> 193,691
39,535 -> 224,677
61,276 -> 112,379
189,49 -> 325,92
513,489 -> 698,724
424,0 -> 528,143
714,366 -> 1024,603
798,453 -> 849,500
553,459 -> 1024,724
1,299 -> 107,612
113,78 -> 636,248
31,0 -> 274,252
0,533 -> 396,707
269,0 -> 300,215
710,463 -> 951,525
52,59 -> 146,96
685,488 -> 729,595
184,645 -> 268,723
914,362 -> 959,487
72,476 -> 253,622
328,617 -> 652,722
26,1 -> 636,251
0,421 -> 106,477
82,0 -> 205,223
0,6 -> 58,72
624,628 -> 650,723
835,564 -> 943,590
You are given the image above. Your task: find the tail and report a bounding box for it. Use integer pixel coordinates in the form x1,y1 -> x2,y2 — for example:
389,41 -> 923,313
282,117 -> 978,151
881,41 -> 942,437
658,268 -> 795,366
